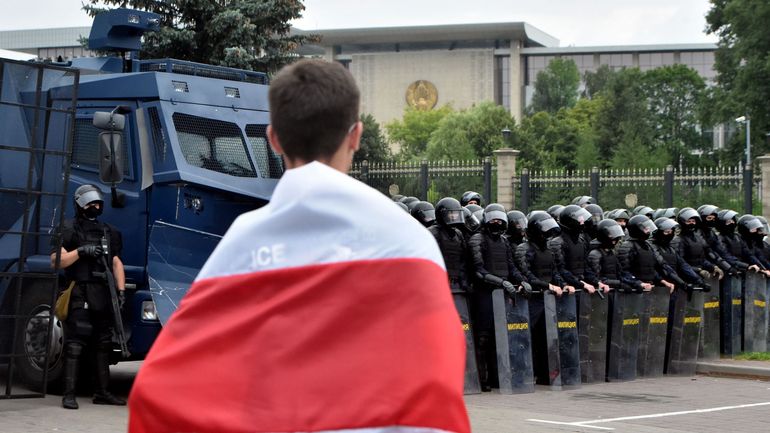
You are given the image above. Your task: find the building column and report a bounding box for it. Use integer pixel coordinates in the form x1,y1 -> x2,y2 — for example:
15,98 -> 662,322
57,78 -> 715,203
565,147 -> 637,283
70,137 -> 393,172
494,148 -> 520,209
509,40 -> 523,123
758,154 -> 770,219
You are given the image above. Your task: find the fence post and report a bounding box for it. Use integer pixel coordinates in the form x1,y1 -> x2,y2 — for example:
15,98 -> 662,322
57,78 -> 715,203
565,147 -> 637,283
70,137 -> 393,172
744,163 -> 753,215
493,148 -> 520,209
483,157 -> 492,205
758,155 -> 770,219
361,160 -> 369,186
590,167 -> 600,202
520,168 -> 530,213
420,159 -> 429,201
664,164 -> 674,208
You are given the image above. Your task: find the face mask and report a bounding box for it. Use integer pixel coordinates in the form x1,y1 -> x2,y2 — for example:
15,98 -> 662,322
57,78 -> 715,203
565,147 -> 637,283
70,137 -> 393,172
488,225 -> 505,235
83,206 -> 102,220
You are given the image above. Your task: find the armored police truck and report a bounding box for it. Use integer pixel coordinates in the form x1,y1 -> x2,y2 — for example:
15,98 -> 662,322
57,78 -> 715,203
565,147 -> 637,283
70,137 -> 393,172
0,9 -> 281,395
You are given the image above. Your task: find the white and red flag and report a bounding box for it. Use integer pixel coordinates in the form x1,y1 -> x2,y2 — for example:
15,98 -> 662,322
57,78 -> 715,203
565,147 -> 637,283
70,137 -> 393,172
128,162 -> 470,433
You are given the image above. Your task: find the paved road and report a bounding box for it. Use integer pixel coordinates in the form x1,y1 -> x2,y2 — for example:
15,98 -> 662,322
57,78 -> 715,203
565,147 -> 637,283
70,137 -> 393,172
2,362 -> 770,432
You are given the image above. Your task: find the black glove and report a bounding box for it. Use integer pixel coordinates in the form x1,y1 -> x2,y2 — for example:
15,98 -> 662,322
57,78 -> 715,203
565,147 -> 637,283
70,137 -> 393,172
118,291 -> 126,310
77,245 -> 103,258
501,280 -> 517,297
520,281 -> 533,294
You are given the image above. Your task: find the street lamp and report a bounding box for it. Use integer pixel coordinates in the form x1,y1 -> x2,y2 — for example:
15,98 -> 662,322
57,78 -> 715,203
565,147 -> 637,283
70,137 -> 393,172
501,127 -> 511,143
736,115 -> 751,165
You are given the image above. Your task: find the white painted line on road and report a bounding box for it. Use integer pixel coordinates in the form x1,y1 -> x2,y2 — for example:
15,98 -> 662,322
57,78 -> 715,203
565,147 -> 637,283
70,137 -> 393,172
528,401 -> 770,431
526,419 -> 614,430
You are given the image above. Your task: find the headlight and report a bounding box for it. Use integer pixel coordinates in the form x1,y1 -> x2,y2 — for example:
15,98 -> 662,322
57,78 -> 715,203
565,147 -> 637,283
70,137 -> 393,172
141,300 -> 158,321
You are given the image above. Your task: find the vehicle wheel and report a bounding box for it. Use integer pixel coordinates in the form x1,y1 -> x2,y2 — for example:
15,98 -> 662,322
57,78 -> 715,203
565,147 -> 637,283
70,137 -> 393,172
13,279 -> 65,393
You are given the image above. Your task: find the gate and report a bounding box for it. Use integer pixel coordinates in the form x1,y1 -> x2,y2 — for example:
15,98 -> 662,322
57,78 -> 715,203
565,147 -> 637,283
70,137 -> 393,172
0,59 -> 79,398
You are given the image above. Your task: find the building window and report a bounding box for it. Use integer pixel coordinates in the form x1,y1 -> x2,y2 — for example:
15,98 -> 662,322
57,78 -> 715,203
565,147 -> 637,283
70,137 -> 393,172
495,55 -> 510,111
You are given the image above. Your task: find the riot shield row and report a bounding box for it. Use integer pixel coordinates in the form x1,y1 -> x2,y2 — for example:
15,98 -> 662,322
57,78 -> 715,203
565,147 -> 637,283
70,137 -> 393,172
454,272 -> 770,394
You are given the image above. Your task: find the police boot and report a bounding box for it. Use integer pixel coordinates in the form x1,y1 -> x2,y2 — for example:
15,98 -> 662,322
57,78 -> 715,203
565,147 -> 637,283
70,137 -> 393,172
476,334 -> 492,392
62,344 -> 80,409
92,350 -> 125,406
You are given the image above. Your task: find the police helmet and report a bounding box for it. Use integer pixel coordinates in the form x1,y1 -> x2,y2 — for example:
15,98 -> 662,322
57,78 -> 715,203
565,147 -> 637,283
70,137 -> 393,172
633,205 -> 654,219
676,207 -> 701,229
399,196 -> 419,207
697,204 -> 720,228
607,208 -> 631,223
597,219 -> 625,246
395,202 -> 409,212
435,197 -> 465,227
560,204 -> 591,233
662,207 -> 679,219
737,215 -> 763,240
462,207 -> 481,233
584,204 -> 604,238
460,191 -> 483,207
653,217 -> 679,244
73,184 -> 104,218
465,204 -> 483,214
506,210 -> 527,237
547,204 -> 565,221
391,194 -> 405,202
526,211 -> 561,242
627,215 -> 656,241
571,195 -> 596,207
410,201 -> 436,227
716,209 -> 739,234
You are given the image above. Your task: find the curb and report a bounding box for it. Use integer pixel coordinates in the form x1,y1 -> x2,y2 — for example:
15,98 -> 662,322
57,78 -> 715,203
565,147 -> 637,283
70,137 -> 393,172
696,361 -> 770,380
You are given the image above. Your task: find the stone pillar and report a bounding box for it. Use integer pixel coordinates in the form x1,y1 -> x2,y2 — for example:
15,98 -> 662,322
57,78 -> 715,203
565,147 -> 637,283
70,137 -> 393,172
758,154 -> 770,218
509,40 -> 524,122
494,148 -> 520,210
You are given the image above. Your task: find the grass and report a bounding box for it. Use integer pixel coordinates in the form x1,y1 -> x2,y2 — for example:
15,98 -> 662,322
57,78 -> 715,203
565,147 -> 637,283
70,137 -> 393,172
734,352 -> 770,361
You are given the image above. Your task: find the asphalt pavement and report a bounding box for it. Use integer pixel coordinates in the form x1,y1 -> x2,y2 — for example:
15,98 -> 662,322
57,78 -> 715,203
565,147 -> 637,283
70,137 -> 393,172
2,361 -> 770,432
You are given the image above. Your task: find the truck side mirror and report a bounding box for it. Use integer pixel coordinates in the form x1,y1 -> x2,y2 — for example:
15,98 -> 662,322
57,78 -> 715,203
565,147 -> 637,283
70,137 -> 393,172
98,131 -> 124,184
93,110 -> 126,185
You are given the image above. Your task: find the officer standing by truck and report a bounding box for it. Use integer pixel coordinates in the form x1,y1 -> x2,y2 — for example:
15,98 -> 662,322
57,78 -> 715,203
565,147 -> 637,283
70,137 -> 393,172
50,185 -> 126,409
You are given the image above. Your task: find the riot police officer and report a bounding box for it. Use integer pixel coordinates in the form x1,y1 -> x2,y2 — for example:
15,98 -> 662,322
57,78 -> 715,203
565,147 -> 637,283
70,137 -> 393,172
410,201 -> 436,227
618,215 -> 676,293
583,204 -> 604,241
697,205 -> 738,275
587,220 -> 634,292
429,198 -> 469,293
716,209 -> 761,274
50,185 -> 126,409
505,210 -> 527,248
650,217 -> 704,290
549,205 -> 603,294
468,204 -> 528,391
460,191 -> 483,207
672,208 -> 725,282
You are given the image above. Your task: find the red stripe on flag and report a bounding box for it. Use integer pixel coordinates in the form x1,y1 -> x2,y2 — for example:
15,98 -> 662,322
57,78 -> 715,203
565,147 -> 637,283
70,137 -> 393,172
129,258 -> 470,433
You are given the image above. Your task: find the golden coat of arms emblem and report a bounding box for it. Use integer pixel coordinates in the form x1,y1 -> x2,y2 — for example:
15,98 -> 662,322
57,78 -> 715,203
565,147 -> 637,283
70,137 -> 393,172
405,80 -> 438,110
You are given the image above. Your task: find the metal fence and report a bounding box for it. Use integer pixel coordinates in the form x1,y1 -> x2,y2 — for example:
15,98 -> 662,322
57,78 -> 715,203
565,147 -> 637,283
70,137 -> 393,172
350,158 -> 495,203
516,165 -> 761,214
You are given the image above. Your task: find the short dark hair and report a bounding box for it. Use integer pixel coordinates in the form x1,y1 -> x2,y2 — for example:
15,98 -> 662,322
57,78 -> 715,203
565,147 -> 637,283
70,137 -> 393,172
268,60 -> 360,161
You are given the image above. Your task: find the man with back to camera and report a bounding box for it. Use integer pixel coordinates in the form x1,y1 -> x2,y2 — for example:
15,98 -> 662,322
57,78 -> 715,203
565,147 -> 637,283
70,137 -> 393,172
128,60 -> 470,433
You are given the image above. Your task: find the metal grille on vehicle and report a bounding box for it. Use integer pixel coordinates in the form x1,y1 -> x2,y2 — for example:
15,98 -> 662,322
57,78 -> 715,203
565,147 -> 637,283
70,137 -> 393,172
245,125 -> 284,179
173,113 -> 257,178
72,118 -> 129,173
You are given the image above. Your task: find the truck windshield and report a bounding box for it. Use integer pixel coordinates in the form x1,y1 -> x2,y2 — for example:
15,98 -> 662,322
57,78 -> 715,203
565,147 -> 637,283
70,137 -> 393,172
173,112 -> 257,178
245,124 -> 284,179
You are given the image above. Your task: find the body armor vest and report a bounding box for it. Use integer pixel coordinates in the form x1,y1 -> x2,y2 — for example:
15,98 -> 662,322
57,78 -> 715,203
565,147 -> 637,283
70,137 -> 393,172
679,232 -> 707,266
653,243 -> 677,267
561,233 -> 586,277
628,241 -> 656,282
67,219 -> 109,282
530,242 -> 554,282
720,233 -> 743,258
431,226 -> 464,279
482,234 -> 510,277
600,250 -> 620,280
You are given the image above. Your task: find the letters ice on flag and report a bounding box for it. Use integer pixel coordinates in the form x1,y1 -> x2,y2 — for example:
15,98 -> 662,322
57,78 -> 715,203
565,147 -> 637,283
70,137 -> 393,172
128,162 -> 470,433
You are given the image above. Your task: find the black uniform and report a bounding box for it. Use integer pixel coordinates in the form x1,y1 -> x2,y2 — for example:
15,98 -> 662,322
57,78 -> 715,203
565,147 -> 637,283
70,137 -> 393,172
468,227 -> 525,388
429,225 -> 470,293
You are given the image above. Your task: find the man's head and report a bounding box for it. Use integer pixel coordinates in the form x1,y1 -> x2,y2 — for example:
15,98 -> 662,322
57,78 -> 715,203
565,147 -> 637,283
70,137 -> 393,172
267,60 -> 361,169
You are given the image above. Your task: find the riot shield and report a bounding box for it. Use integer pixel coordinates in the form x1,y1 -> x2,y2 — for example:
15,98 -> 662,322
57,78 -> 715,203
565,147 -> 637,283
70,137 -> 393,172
607,290 -> 642,382
720,275 -> 743,356
578,290 -> 608,383
542,291 -> 563,390
743,272 -> 768,352
453,293 -> 481,394
552,291 -> 581,388
492,289 -> 534,394
698,277 -> 721,360
666,289 -> 704,375
637,286 -> 669,378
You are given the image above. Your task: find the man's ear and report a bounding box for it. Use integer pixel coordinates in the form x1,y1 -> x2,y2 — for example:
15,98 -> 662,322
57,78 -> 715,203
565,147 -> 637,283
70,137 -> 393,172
348,121 -> 363,152
266,125 -> 285,155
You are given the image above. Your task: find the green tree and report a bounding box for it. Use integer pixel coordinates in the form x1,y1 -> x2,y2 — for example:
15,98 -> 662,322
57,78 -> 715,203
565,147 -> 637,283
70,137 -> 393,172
354,114 -> 391,164
386,105 -> 453,160
642,64 -> 708,166
515,108 -> 597,171
582,65 -> 615,99
529,58 -> 580,114
706,0 -> 770,162
84,0 -> 316,72
425,102 -> 514,160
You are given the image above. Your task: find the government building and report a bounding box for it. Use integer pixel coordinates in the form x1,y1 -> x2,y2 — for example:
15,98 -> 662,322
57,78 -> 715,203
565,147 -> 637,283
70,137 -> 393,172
0,22 -> 717,126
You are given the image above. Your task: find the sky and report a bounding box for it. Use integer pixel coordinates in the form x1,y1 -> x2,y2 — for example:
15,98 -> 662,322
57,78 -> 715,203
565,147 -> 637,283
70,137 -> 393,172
0,0 -> 718,47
